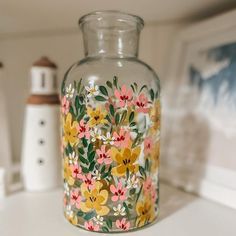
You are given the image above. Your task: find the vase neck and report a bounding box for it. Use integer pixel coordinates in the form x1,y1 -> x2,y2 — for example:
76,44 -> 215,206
79,11 -> 144,58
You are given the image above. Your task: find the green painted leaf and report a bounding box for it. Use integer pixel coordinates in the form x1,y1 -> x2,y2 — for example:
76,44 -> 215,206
129,111 -> 134,123
139,166 -> 146,177
136,185 -> 143,203
88,143 -> 93,153
115,113 -> 120,125
82,138 -> 88,147
123,202 -> 129,216
109,104 -> 115,116
89,161 -> 96,171
81,166 -> 89,173
84,211 -> 96,221
145,159 -> 149,171
113,76 -> 118,88
150,89 -> 155,101
139,85 -> 148,93
102,226 -> 109,232
106,218 -> 113,229
120,110 -> 127,123
95,95 -> 107,101
99,85 -> 108,96
79,155 -> 89,165
77,210 -> 84,217
88,151 -> 95,162
106,81 -> 113,89
77,78 -> 82,93
75,95 -> 80,110
101,165 -> 106,173
78,147 -> 85,155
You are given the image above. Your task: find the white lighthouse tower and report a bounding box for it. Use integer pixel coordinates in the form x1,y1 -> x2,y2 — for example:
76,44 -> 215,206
22,57 -> 61,191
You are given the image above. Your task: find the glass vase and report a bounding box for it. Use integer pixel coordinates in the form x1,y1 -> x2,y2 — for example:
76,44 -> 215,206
61,10 -> 161,233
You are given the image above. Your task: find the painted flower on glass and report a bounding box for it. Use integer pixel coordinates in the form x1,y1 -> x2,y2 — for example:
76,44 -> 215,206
63,113 -> 79,146
113,128 -> 130,148
87,107 -> 108,127
111,147 -> 140,177
102,132 -> 115,145
68,151 -> 78,165
80,181 -> 110,216
134,93 -> 149,113
90,128 -> 102,142
61,96 -> 70,114
65,83 -> 75,99
65,205 -> 78,225
84,220 -> 100,231
113,204 -> 126,216
77,120 -> 90,139
82,173 -> 95,190
96,145 -> 112,165
116,218 -> 130,231
144,137 -> 153,155
126,175 -> 139,189
63,157 -> 75,186
85,84 -> 99,97
136,198 -> 155,227
70,188 -> 82,209
93,215 -> 104,226
110,181 -> 127,201
71,163 -> 83,179
114,85 -> 133,107
143,177 -> 153,195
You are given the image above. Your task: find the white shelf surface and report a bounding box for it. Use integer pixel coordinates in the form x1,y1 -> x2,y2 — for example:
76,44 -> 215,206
1,183 -> 236,236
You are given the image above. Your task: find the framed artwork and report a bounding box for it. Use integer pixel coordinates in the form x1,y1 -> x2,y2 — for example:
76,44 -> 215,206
161,9 -> 236,209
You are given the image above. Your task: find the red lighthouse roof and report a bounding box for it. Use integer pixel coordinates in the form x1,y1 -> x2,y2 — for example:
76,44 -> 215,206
33,56 -> 57,69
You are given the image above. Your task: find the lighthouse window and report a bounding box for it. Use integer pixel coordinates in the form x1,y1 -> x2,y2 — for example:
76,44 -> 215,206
53,74 -> 57,89
41,72 -> 45,88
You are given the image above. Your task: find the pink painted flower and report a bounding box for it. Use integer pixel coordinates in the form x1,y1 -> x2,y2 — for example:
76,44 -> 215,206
116,218 -> 130,231
96,145 -> 112,165
84,220 -> 100,231
113,128 -> 130,148
134,93 -> 149,113
114,85 -> 133,107
71,164 -> 83,179
144,137 -> 153,155
70,188 -> 82,209
110,181 -> 127,202
82,173 -> 95,190
143,177 -> 153,195
77,120 -> 90,139
61,96 -> 70,114
151,187 -> 158,203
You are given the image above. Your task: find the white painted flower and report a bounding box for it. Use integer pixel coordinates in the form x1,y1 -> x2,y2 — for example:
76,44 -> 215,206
90,128 -> 102,142
126,175 -> 139,189
93,169 -> 101,181
64,182 -> 70,196
93,215 -> 104,225
65,83 -> 75,99
113,204 -> 126,216
102,132 -> 115,145
65,205 -> 73,217
68,151 -> 78,165
85,84 -> 99,97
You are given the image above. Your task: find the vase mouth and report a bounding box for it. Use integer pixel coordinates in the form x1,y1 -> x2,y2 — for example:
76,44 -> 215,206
79,10 -> 144,30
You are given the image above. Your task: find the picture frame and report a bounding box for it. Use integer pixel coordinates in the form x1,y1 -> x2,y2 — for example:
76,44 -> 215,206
161,9 -> 236,209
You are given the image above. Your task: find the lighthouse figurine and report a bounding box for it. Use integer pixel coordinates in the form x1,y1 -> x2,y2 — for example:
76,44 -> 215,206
22,57 -> 61,191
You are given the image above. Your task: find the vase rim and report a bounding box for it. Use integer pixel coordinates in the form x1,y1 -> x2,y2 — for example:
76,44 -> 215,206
79,10 -> 144,29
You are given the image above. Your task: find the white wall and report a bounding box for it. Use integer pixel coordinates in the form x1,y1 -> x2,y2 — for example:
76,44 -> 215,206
0,22 -> 186,163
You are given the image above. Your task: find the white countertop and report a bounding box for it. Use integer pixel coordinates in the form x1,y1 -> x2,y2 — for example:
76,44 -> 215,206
1,183 -> 236,236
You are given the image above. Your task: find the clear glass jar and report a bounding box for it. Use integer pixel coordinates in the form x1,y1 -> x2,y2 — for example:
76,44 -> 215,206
61,11 -> 161,233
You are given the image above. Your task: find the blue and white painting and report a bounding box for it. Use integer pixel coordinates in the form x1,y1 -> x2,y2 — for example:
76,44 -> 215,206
189,42 -> 236,137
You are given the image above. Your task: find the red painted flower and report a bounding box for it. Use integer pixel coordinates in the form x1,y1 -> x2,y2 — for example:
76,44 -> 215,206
82,173 -> 95,190
110,181 -> 127,202
61,96 -> 70,114
114,85 -> 133,107
77,120 -> 90,139
84,220 -> 99,231
144,137 -> 153,155
71,164 -> 83,180
116,218 -> 130,231
134,93 -> 149,113
96,145 -> 112,165
113,128 -> 130,148
70,188 -> 82,209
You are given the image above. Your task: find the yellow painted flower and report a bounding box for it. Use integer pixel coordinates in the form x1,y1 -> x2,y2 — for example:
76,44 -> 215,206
136,197 -> 155,227
87,106 -> 108,127
111,147 -> 140,177
149,100 -> 161,134
63,157 -> 75,186
63,113 -> 79,146
150,141 -> 160,173
80,181 -> 110,216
